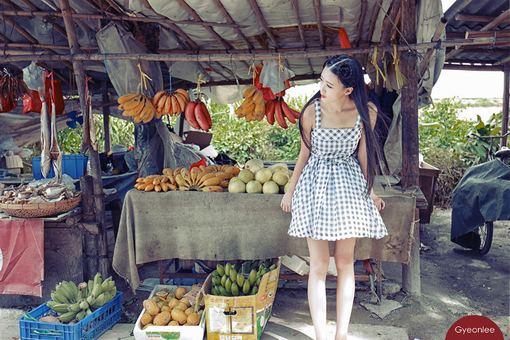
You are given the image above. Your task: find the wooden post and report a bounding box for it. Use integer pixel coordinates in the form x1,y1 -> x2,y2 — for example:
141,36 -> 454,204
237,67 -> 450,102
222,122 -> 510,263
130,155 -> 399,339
502,65 -> 509,147
80,175 -> 98,278
400,0 -> 421,296
57,0 -> 109,279
102,81 -> 111,153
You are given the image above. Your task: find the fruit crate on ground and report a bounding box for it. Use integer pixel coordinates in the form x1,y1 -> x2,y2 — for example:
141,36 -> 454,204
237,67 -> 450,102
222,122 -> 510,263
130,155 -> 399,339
133,284 -> 206,340
18,291 -> 122,340
32,155 -> 88,180
204,259 -> 281,340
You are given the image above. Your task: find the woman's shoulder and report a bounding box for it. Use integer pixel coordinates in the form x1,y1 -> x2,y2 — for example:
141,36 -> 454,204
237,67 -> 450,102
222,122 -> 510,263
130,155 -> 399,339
301,102 -> 316,129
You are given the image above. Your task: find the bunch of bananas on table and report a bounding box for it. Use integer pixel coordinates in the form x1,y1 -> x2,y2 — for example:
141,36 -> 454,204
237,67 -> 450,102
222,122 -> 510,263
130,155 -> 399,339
46,273 -> 117,323
235,85 -> 266,122
265,97 -> 300,129
117,93 -> 157,124
152,88 -> 190,117
211,259 -> 276,297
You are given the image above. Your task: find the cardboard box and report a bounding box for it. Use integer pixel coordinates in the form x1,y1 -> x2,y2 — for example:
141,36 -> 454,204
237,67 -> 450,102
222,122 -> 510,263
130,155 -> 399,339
133,284 -> 206,340
204,259 -> 281,340
184,131 -> 212,150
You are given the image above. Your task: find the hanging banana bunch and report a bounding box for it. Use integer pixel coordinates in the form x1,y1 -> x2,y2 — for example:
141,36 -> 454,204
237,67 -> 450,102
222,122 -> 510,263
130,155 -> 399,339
265,97 -> 300,129
152,88 -> 190,118
235,85 -> 266,122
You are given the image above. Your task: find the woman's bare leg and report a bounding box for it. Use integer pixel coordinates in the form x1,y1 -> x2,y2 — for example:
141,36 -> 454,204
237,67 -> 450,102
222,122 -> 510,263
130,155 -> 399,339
334,237 -> 356,340
306,238 -> 330,340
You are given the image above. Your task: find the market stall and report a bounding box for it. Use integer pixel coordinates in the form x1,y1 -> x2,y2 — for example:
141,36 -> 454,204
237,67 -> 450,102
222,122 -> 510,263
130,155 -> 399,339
113,177 -> 420,294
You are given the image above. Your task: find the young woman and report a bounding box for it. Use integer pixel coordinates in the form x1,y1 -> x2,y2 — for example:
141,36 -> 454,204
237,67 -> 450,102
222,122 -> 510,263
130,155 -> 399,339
280,54 -> 387,340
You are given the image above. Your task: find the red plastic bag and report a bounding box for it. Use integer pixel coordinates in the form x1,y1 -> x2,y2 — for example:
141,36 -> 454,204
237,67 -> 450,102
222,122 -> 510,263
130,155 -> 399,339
0,93 -> 18,113
338,28 -> 352,55
253,62 -> 288,101
44,73 -> 65,116
22,90 -> 42,114
190,158 -> 207,170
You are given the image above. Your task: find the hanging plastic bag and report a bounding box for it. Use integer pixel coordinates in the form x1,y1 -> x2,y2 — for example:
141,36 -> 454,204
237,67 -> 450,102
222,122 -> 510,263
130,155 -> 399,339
253,63 -> 277,101
0,93 -> 17,113
44,73 -> 65,116
22,61 -> 45,90
22,90 -> 42,114
259,60 -> 294,97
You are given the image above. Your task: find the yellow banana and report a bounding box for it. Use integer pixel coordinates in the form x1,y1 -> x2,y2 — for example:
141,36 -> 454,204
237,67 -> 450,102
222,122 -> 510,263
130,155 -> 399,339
156,93 -> 168,113
163,94 -> 173,115
152,90 -> 166,107
173,93 -> 187,113
243,85 -> 257,98
142,101 -> 156,123
252,90 -> 263,104
175,88 -> 190,102
202,185 -> 223,192
190,167 -> 200,185
117,93 -> 138,104
253,100 -> 266,121
121,95 -> 143,110
200,176 -> 221,188
171,95 -> 180,116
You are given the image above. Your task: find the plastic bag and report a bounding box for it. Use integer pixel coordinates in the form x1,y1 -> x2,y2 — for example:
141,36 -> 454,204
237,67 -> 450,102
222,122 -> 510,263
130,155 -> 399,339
44,74 -> 65,116
22,61 -> 45,90
0,93 -> 17,113
22,90 -> 42,114
259,60 -> 294,96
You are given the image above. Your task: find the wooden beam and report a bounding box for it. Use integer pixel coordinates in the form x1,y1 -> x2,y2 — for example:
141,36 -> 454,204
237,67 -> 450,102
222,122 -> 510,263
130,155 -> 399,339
355,0 -> 368,46
247,0 -> 280,48
1,37 -> 507,63
290,0 -> 313,74
400,0 -> 420,297
313,0 -> 325,47
57,0 -> 109,279
442,63 -> 504,71
367,0 -> 382,42
380,0 -> 401,43
174,0 -> 231,50
455,14 -> 495,23
212,0 -> 253,50
0,42 -> 98,50
502,65 -> 509,146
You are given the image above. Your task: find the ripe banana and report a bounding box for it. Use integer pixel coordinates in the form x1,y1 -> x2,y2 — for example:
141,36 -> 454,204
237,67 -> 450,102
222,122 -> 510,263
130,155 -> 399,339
274,100 -> 288,129
185,101 -> 200,129
152,90 -> 166,107
280,100 -> 296,124
163,94 -> 173,115
265,99 -> 275,125
175,88 -> 190,102
194,101 -> 209,131
243,85 -> 257,98
117,93 -> 138,104
121,95 -> 143,110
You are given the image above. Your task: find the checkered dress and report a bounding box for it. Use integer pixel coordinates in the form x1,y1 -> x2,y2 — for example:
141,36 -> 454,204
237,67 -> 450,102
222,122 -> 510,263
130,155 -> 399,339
287,99 -> 388,241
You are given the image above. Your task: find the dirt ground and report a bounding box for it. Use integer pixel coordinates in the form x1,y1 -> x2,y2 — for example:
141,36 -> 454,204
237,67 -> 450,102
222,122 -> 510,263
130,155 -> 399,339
113,208 -> 509,339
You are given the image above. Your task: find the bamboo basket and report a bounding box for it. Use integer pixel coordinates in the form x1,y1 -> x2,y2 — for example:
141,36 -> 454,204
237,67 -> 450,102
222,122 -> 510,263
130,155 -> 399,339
0,195 -> 81,218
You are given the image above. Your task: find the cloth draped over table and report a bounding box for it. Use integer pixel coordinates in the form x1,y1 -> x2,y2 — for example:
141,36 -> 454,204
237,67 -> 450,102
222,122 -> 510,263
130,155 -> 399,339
113,184 -> 416,293
451,160 -> 510,249
0,219 -> 44,296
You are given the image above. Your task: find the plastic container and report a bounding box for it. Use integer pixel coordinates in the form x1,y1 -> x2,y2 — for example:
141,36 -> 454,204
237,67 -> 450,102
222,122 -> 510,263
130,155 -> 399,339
18,291 -> 122,340
32,155 -> 88,180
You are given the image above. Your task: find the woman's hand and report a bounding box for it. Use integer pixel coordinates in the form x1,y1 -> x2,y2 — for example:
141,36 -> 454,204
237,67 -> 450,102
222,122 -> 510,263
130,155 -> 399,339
280,192 -> 292,213
371,192 -> 385,211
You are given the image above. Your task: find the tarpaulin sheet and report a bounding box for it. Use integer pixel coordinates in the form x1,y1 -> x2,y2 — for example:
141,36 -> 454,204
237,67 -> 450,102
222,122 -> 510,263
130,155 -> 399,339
0,219 -> 44,296
451,160 -> 510,249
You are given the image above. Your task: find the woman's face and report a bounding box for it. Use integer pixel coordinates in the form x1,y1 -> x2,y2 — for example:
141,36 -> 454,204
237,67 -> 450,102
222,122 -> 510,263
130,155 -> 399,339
319,67 -> 352,102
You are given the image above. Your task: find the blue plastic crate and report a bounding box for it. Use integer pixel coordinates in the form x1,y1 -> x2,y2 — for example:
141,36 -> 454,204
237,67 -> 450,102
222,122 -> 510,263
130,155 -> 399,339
32,155 -> 88,180
18,291 -> 122,340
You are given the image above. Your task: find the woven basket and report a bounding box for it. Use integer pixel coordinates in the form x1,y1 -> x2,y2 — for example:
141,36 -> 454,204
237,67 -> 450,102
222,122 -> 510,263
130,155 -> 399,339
0,195 -> 82,218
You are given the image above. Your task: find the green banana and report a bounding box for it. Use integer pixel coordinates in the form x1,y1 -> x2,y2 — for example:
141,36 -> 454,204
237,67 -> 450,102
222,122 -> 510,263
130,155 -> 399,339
248,269 -> 257,286
46,300 -> 59,309
92,293 -> 106,309
79,299 -> 89,310
85,308 -> 92,316
93,272 -> 103,286
242,260 -> 251,274
51,303 -> 72,313
67,281 -> 79,302
52,291 -> 69,304
68,302 -> 81,313
216,264 -> 225,277
220,275 -> 227,287
256,277 -> 261,286
76,309 -> 86,322
224,263 -> 231,277
250,286 -> 258,295
231,283 -> 239,296
229,268 -> 237,283
101,280 -> 110,293
91,281 -> 102,298
87,280 -> 94,296
219,286 -> 230,296
108,280 -> 115,291
250,260 -> 260,271
109,286 -> 117,298
58,311 -> 78,323
243,280 -> 251,295
211,286 -> 218,295
225,278 -> 232,293
264,259 -> 271,269
60,281 -> 76,303
269,264 -> 276,271
237,273 -> 245,287
103,291 -> 111,304
87,294 -> 96,306
234,262 -> 242,273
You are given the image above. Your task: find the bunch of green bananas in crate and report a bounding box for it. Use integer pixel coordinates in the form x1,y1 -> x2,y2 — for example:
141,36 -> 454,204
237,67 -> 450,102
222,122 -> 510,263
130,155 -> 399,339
211,259 -> 276,297
46,272 -> 117,323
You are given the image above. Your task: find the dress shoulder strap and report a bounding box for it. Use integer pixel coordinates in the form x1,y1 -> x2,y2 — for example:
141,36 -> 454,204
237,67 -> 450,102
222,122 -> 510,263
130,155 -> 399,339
314,98 -> 321,128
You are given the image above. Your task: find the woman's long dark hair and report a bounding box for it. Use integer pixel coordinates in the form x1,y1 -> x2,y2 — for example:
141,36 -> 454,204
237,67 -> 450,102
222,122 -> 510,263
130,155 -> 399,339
298,54 -> 385,193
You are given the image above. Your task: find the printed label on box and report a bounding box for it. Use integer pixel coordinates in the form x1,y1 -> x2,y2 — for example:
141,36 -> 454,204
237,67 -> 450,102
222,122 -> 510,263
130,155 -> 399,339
231,307 -> 254,334
209,306 -> 229,333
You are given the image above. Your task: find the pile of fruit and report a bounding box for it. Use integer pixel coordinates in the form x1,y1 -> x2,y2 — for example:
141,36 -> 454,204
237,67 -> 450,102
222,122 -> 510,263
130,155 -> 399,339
228,159 -> 292,194
43,273 -> 117,324
134,164 -> 240,192
211,260 -> 276,297
265,97 -> 300,128
139,286 -> 203,329
185,98 -> 213,131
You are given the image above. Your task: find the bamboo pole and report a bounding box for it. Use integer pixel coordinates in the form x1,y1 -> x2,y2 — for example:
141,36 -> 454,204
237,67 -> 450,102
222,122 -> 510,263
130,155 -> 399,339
502,65 -> 509,147
0,37 -> 506,63
57,0 -> 109,280
400,0 -> 420,297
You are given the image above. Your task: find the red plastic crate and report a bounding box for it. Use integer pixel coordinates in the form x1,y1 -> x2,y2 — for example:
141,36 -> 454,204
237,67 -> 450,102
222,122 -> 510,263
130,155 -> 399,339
18,291 -> 122,340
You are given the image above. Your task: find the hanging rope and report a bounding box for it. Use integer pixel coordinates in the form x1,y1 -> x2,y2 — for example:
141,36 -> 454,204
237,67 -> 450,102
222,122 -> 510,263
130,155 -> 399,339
137,63 -> 152,95
392,44 -> 405,89
248,63 -> 258,86
196,73 -> 206,99
371,46 -> 387,86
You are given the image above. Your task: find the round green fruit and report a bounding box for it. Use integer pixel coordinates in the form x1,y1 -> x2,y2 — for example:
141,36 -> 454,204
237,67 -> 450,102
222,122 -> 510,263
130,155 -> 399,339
262,180 -> 279,194
238,169 -> 255,183
246,180 -> 262,193
254,168 -> 272,184
228,180 -> 246,193
272,171 -> 289,186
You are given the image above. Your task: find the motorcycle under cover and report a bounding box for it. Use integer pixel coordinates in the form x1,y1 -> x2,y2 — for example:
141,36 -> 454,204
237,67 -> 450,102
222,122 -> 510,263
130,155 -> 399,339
451,159 -> 510,249
0,219 -> 44,296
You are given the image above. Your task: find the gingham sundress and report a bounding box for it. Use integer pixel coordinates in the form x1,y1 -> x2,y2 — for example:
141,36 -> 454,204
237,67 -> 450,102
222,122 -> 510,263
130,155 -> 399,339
287,99 -> 388,241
